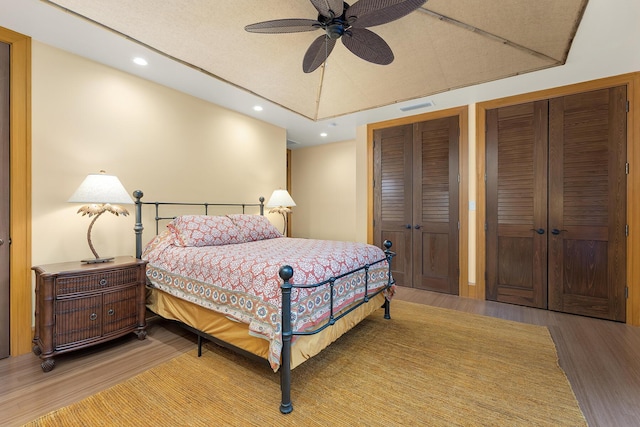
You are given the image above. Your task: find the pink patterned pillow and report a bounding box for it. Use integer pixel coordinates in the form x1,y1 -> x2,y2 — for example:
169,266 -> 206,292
167,215 -> 245,247
227,214 -> 282,242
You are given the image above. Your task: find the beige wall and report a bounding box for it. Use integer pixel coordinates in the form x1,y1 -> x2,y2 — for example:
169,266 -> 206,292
290,139 -> 357,241
31,42 -> 287,266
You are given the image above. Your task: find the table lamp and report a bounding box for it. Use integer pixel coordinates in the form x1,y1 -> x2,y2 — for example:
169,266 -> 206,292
68,170 -> 133,263
266,189 -> 296,235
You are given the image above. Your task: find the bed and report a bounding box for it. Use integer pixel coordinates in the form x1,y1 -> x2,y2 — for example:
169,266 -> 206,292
133,190 -> 395,413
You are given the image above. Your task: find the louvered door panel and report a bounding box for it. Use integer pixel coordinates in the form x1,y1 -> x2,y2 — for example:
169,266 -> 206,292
548,87 -> 627,321
374,125 -> 413,286
486,101 -> 548,307
413,117 -> 459,293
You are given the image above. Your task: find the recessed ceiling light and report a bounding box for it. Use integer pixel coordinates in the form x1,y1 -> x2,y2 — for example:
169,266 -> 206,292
133,57 -> 148,66
320,132 -> 328,137
253,105 -> 263,112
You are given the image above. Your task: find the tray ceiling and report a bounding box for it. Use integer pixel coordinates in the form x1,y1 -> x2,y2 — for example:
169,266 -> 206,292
44,0 -> 588,121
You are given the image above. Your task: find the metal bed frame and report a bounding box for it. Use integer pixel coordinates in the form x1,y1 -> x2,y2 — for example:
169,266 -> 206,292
133,190 -> 395,414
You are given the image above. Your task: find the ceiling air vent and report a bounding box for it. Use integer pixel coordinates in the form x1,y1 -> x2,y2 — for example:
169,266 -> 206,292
286,140 -> 300,148
399,100 -> 435,112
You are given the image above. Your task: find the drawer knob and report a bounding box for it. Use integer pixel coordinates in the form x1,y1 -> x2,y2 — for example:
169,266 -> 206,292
108,308 -> 115,316
89,313 -> 97,321
99,278 -> 108,286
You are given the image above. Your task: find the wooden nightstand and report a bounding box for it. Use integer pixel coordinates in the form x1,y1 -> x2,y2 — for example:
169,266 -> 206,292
32,256 -> 148,372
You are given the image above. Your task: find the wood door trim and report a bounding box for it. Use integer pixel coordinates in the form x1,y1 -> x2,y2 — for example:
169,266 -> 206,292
476,72 -> 640,325
0,27 -> 32,355
367,106 -> 469,296
286,148 -> 292,237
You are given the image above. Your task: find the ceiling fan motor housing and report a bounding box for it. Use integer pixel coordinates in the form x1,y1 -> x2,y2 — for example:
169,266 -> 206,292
326,23 -> 345,39
319,2 -> 350,39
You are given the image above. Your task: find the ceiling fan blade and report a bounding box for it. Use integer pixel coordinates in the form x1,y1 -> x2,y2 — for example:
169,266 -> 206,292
342,28 -> 394,65
348,0 -> 426,28
303,35 -> 337,73
310,0 -> 345,19
245,18 -> 320,34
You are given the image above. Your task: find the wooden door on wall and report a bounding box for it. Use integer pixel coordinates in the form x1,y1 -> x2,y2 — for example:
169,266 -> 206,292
486,87 -> 627,321
374,116 -> 459,294
413,118 -> 459,293
373,124 -> 413,288
0,42 -> 10,358
547,88 -> 627,320
486,101 -> 549,308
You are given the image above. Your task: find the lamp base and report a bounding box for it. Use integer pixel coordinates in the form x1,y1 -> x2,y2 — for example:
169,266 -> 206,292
81,257 -> 115,264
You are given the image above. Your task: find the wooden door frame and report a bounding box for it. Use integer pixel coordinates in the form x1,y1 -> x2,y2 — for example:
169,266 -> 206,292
367,106 -> 470,296
0,27 -> 32,355
476,73 -> 640,326
286,148 -> 292,237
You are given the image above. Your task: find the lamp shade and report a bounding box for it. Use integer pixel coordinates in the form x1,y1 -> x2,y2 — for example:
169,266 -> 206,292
68,171 -> 133,204
266,189 -> 296,208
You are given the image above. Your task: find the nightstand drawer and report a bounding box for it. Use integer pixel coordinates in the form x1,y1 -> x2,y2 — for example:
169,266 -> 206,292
54,295 -> 102,348
103,285 -> 139,335
55,266 -> 140,296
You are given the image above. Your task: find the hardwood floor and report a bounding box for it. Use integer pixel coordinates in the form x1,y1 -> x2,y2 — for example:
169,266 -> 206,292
0,316 -> 196,426
1,288 -> 639,426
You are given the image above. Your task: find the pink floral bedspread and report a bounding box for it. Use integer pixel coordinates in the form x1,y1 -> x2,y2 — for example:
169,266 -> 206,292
142,231 -> 392,371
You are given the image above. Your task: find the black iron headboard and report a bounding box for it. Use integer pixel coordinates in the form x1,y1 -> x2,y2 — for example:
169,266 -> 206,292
133,190 -> 265,259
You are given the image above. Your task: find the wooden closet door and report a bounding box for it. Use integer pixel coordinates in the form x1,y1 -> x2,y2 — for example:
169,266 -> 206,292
413,117 -> 459,294
548,87 -> 627,321
374,125 -> 413,287
486,101 -> 549,308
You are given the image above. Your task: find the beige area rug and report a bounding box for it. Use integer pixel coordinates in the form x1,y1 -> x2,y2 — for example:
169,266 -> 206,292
25,301 -> 586,426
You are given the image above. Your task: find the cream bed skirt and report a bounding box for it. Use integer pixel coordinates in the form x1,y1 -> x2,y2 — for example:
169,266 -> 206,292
147,286 -> 386,370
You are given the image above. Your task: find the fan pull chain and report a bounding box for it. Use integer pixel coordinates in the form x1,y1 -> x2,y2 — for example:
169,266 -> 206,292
324,35 -> 328,70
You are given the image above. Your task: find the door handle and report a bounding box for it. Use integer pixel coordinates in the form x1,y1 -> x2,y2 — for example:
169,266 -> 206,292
530,228 -> 545,235
405,224 -> 412,229
414,225 -> 421,230
0,239 -> 3,246
551,228 -> 568,235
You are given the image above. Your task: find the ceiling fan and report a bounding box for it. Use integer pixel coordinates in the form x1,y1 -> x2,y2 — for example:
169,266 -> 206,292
245,0 -> 427,73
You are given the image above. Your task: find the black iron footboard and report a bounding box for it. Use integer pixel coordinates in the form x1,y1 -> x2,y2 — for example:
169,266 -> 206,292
278,242 -> 395,414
